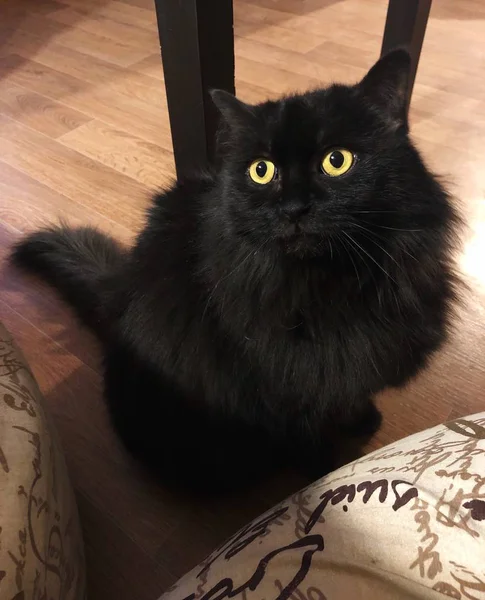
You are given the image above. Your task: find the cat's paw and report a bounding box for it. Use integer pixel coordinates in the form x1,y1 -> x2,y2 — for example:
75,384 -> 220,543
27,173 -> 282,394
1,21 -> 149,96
344,402 -> 382,438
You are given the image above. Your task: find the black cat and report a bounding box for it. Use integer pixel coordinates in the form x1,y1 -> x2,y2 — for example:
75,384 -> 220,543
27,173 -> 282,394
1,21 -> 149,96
12,50 -> 459,493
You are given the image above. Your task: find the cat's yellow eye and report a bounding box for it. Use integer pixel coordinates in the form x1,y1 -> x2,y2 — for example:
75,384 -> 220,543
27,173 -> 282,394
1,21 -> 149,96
321,148 -> 354,177
248,159 -> 276,185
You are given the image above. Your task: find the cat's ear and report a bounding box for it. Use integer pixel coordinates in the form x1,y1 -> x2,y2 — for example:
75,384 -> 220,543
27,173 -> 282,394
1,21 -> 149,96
359,49 -> 411,129
211,90 -> 255,129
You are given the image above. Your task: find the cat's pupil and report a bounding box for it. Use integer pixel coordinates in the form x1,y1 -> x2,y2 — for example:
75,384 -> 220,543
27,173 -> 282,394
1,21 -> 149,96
256,162 -> 267,178
329,151 -> 344,169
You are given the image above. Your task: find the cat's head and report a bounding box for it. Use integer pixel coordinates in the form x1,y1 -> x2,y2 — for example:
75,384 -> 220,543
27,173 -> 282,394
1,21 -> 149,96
211,50 -> 452,261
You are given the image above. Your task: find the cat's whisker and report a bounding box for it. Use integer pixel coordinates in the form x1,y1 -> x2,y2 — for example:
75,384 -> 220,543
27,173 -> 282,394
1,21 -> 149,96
350,214 -> 424,235
351,222 -> 418,263
340,235 -> 385,308
350,223 -> 408,272
362,222 -> 423,233
342,233 -> 382,302
333,234 -> 362,289
357,229 -> 405,313
352,228 -> 405,312
350,210 -> 401,215
342,231 -> 398,285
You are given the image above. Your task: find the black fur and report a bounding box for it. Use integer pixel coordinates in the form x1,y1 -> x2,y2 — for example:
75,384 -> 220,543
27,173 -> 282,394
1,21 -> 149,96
12,225 -> 126,335
11,51 -> 459,493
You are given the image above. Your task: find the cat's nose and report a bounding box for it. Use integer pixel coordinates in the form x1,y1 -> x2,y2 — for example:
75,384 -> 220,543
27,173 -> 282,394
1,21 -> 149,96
281,201 -> 310,223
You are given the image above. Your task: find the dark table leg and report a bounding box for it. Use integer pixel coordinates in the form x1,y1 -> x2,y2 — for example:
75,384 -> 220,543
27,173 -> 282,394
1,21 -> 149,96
381,0 -> 432,112
154,0 -> 235,179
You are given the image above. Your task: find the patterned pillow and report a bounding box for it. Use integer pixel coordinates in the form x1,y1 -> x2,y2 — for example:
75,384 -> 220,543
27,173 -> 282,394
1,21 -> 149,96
162,414 -> 485,600
0,323 -> 86,600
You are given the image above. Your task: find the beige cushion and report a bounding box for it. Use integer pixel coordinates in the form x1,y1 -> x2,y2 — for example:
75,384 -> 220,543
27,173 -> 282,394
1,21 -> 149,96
0,323 -> 86,599
163,413 -> 485,600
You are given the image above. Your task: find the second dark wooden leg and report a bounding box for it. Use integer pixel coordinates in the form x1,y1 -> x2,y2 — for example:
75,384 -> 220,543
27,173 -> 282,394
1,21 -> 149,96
381,0 -> 432,111
154,0 -> 235,179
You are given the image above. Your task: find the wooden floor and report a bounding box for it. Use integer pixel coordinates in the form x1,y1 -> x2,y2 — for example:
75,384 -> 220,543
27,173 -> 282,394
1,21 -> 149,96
1,0 -> 484,598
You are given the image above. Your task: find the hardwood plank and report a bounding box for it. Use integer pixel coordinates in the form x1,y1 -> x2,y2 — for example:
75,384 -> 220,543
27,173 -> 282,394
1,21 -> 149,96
59,120 -> 174,188
78,493 -> 175,600
117,0 -> 154,9
308,38 -> 485,101
234,0 -> 386,41
236,56 -> 319,95
0,160 -> 134,243
236,20 -> 325,55
49,6 -> 159,49
0,55 -> 173,150
234,80 -> 274,104
411,84 -> 484,126
0,0 -> 66,20
3,30 -> 167,106
0,115 -> 150,229
413,117 -> 485,158
235,37 -> 365,86
129,54 -> 165,81
0,80 -> 91,139
17,34 -> 166,107
0,13 -> 153,67
58,0 -> 157,32
0,54 -> 82,99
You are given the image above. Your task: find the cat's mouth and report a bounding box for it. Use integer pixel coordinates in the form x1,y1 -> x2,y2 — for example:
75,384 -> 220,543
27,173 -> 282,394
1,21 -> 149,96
275,223 -> 324,256
276,222 -> 322,240
278,223 -> 305,238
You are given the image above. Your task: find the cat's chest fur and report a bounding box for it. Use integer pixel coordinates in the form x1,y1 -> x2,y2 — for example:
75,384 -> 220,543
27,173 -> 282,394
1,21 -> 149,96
212,263 -> 384,408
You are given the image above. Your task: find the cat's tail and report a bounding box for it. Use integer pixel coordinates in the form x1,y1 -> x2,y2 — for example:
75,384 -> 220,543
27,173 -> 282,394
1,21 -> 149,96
11,225 -> 126,337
